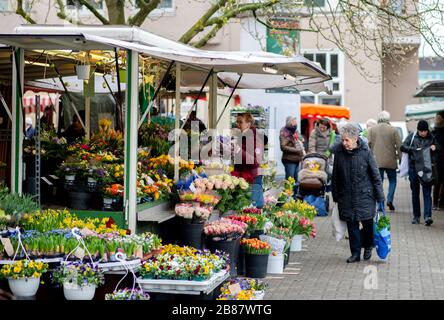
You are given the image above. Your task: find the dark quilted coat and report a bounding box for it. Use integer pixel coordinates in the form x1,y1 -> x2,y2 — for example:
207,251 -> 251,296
332,139 -> 385,222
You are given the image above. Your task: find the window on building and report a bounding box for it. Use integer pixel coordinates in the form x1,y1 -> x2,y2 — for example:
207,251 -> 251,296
0,0 -> 10,11
303,53 -> 314,61
304,0 -> 326,7
330,54 -> 338,77
158,0 -> 173,9
320,96 -> 341,106
391,0 -> 405,15
301,96 -> 315,103
67,0 -> 103,11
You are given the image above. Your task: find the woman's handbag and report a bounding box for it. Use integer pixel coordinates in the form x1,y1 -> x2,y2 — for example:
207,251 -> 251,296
399,133 -> 415,177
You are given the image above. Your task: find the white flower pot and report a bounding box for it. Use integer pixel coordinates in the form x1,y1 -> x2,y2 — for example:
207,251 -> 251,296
76,65 -> 91,80
137,197 -> 142,204
8,277 -> 40,297
87,177 -> 97,187
290,235 -> 303,252
267,254 -> 284,274
65,174 -> 75,181
103,197 -> 113,209
63,283 -> 96,300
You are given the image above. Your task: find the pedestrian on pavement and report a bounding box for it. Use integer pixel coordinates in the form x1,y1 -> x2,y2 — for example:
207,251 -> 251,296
308,117 -> 334,155
231,112 -> 266,208
361,118 -> 377,139
432,111 -> 444,210
332,123 -> 384,263
401,120 -> 438,226
368,111 -> 402,211
280,116 -> 305,181
25,117 -> 35,140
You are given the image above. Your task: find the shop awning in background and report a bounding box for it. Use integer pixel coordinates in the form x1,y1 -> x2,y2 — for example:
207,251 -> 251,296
414,80 -> 444,98
22,91 -> 60,113
405,101 -> 444,120
301,103 -> 350,119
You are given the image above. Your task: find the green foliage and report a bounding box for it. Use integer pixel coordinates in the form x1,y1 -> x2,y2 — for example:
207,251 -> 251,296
0,192 -> 39,222
377,215 -> 391,232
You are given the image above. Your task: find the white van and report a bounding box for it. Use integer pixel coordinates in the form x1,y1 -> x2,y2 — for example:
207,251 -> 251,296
390,121 -> 410,142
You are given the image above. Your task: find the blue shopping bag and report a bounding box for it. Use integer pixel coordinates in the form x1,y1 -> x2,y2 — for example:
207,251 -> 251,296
303,195 -> 328,217
373,208 -> 391,259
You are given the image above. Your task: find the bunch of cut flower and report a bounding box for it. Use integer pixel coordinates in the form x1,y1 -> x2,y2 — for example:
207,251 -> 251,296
227,213 -> 267,236
20,209 -> 128,235
282,198 -> 317,220
291,214 -> 316,239
217,277 -> 268,300
105,288 -> 150,300
175,191 -> 220,223
203,218 -> 247,242
139,244 -> 228,281
240,238 -> 272,255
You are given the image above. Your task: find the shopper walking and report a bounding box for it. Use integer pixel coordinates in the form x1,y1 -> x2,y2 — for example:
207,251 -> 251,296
280,116 -> 305,180
401,120 -> 438,226
231,112 -> 266,208
332,123 -> 384,263
308,118 -> 335,156
432,111 -> 444,210
368,111 -> 402,211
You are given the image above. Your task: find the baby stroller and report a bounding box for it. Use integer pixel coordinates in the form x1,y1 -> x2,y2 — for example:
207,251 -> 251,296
295,153 -> 330,215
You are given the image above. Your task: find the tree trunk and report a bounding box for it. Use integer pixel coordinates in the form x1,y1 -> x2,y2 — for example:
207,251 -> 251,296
105,0 -> 125,24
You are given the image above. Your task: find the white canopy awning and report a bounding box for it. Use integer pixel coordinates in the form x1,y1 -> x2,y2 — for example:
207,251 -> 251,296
0,25 -> 331,94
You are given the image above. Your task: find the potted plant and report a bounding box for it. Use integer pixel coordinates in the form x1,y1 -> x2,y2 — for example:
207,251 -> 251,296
102,184 -> 124,210
204,218 -> 247,276
218,278 -> 268,300
0,260 -> 49,297
290,215 -> 316,252
105,288 -> 150,300
240,238 -> 271,278
51,261 -> 104,300
58,157 -> 87,184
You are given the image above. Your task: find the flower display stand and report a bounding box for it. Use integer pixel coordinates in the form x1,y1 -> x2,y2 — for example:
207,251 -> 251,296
137,269 -> 229,295
97,259 -> 141,273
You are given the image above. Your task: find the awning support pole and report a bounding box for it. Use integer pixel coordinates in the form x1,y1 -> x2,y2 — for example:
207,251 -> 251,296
124,49 -> 139,234
0,92 -> 12,121
180,68 -> 213,131
174,63 -> 181,183
216,74 -> 242,127
115,48 -> 124,132
52,63 -> 86,131
208,72 -> 218,130
11,48 -> 24,194
138,61 -> 175,129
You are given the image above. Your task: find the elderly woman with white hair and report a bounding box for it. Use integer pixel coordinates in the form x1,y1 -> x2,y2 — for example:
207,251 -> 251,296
332,123 -> 385,263
279,116 -> 305,180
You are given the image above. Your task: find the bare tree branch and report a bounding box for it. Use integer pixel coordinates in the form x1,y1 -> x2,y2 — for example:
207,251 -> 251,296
128,0 -> 162,26
16,0 -> 37,24
78,0 -> 109,24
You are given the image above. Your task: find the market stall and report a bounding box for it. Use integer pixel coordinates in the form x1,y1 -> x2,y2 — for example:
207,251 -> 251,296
0,25 -> 331,300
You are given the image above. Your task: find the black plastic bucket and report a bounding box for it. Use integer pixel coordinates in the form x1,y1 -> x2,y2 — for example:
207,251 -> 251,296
248,229 -> 264,239
245,253 -> 269,278
207,237 -> 240,277
68,191 -> 92,210
179,222 -> 204,249
284,247 -> 290,267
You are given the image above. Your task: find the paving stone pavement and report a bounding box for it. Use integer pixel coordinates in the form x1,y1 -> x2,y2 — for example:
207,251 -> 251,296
265,177 -> 444,300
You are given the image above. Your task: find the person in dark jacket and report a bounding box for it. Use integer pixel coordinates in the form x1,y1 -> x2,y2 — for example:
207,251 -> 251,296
332,123 -> 385,263
432,111 -> 444,210
401,120 -> 438,225
231,112 -> 266,208
63,114 -> 85,144
279,116 -> 305,180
